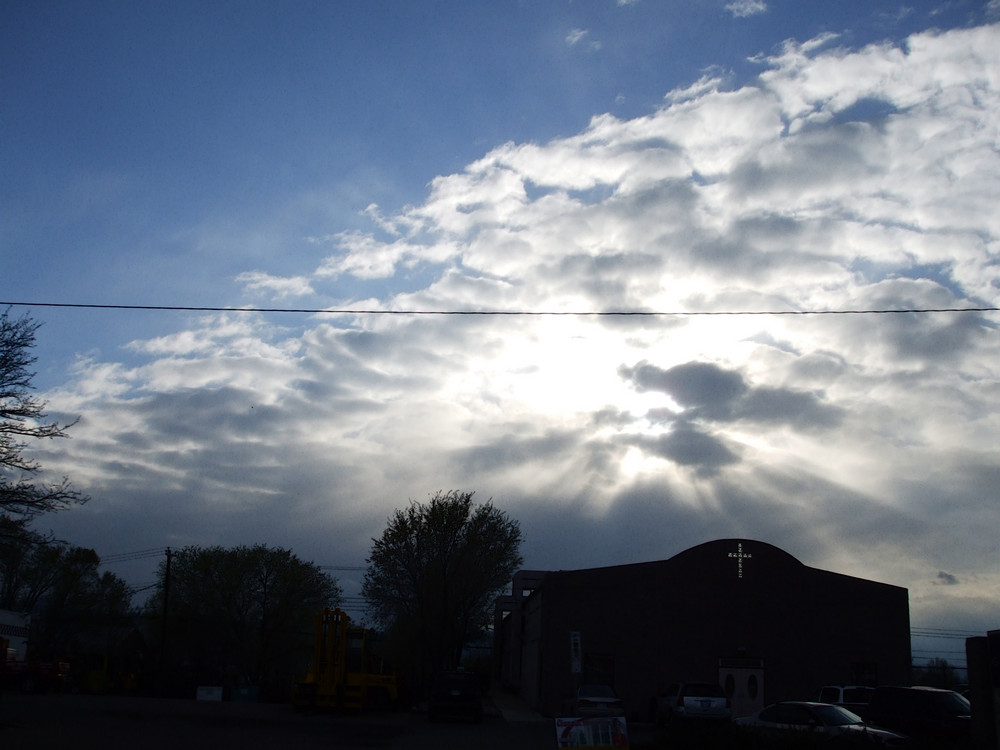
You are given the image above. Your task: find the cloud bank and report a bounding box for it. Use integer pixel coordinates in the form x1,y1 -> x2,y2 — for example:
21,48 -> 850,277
42,23 -> 1000,632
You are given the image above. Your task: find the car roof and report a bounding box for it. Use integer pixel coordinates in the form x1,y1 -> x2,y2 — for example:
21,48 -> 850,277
818,684 -> 872,689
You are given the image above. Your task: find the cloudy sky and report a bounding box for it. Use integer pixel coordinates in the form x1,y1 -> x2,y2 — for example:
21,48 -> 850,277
3,1 -> 998,662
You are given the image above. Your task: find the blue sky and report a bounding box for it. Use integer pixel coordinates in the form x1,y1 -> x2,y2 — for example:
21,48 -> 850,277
3,1 -> 999,667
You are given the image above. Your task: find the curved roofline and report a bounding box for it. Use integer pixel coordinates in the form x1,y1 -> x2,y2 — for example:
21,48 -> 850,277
667,538 -> 805,567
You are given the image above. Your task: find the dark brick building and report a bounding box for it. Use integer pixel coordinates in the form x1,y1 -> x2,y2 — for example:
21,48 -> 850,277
494,539 -> 910,719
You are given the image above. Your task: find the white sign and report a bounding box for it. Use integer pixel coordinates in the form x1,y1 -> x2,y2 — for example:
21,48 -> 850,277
555,716 -> 629,748
569,630 -> 582,674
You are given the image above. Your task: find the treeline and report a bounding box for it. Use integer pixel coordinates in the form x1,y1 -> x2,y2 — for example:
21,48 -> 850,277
2,493 -> 523,702
0,525 -> 340,698
0,516 -> 133,674
2,312 -> 524,700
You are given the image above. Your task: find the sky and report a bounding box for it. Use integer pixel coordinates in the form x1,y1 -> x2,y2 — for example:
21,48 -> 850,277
2,1 -> 999,668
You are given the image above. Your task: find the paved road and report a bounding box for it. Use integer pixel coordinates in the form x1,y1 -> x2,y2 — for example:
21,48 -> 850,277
0,691 -> 574,750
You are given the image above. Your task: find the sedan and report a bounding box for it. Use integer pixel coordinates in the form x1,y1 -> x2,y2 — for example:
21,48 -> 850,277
654,682 -> 731,725
573,684 -> 625,718
737,701 -> 909,746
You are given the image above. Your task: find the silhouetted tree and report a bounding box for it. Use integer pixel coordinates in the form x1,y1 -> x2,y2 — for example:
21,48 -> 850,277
0,519 -> 133,661
0,308 -> 88,516
146,544 -> 341,699
912,657 -> 962,689
34,550 -> 134,661
362,490 -> 522,680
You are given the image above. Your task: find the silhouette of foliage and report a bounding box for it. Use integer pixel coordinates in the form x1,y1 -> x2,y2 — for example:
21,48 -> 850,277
147,544 -> 341,698
363,490 -> 522,678
0,517 -> 132,659
0,308 -> 88,516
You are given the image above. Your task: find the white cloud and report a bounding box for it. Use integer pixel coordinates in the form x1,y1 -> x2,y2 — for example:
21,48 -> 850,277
566,28 -> 602,52
725,0 -> 767,19
42,23 -> 1000,633
236,270 -> 315,299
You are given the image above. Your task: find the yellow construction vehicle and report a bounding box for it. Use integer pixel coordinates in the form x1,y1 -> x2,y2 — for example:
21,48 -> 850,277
292,608 -> 397,711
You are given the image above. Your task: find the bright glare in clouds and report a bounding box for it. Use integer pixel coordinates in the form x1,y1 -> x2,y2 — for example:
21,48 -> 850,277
3,5 -> 999,646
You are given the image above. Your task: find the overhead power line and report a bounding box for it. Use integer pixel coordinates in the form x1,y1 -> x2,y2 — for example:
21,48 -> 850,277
100,548 -> 170,564
911,627 -> 983,640
2,301 -> 998,317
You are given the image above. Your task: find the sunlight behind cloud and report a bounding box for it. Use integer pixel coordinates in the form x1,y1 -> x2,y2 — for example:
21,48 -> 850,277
38,21 -> 1000,634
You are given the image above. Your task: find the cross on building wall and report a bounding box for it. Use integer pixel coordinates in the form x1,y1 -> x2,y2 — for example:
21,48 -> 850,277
728,542 -> 752,579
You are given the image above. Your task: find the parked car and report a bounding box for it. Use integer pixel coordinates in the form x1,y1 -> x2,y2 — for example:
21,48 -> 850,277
653,682 -> 732,725
427,670 -> 484,723
811,685 -> 876,719
737,701 -> 909,746
573,684 -> 625,718
865,685 -> 971,744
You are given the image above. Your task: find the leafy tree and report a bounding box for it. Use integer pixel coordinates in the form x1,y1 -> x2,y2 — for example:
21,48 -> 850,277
0,309 -> 129,682
0,519 -> 133,660
1,308 -> 88,516
146,544 -> 341,699
33,549 -> 135,660
363,490 -> 523,679
0,516 -> 94,613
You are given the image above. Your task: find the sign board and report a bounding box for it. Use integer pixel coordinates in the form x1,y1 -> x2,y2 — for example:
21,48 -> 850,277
569,631 -> 582,675
0,609 -> 30,660
555,716 -> 629,748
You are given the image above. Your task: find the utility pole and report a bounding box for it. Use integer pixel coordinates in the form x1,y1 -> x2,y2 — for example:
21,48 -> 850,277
159,547 -> 172,694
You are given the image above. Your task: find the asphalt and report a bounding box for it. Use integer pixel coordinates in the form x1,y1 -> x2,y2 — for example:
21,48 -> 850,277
0,686 -> 659,750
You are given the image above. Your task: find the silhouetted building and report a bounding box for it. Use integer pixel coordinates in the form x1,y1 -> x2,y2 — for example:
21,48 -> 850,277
494,539 -> 910,719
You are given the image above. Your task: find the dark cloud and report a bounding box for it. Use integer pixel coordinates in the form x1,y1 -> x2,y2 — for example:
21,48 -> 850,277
738,386 -> 843,429
620,359 -> 842,430
936,571 -> 960,586
619,361 -> 747,409
883,310 -> 989,362
729,122 -> 879,200
590,407 -> 635,428
613,179 -> 700,220
511,459 -> 928,584
633,424 -> 740,476
787,350 -> 848,383
553,251 -> 666,305
455,428 -> 580,474
510,480 -> 736,573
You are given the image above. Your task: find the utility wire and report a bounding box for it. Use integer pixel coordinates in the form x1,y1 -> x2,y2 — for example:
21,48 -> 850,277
3,301 -> 998,316
100,548 -> 170,564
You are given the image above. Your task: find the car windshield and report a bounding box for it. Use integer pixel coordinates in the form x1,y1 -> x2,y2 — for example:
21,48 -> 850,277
684,683 -> 725,697
812,705 -> 864,726
939,692 -> 971,715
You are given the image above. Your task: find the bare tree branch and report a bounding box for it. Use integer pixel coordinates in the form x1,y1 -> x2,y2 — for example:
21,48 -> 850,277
0,308 -> 89,515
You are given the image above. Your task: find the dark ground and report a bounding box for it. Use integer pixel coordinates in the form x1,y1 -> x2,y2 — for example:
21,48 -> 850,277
0,691 -> 963,749
0,690 -> 567,750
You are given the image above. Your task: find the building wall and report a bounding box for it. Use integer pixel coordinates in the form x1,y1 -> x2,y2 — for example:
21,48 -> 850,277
496,539 -> 910,719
